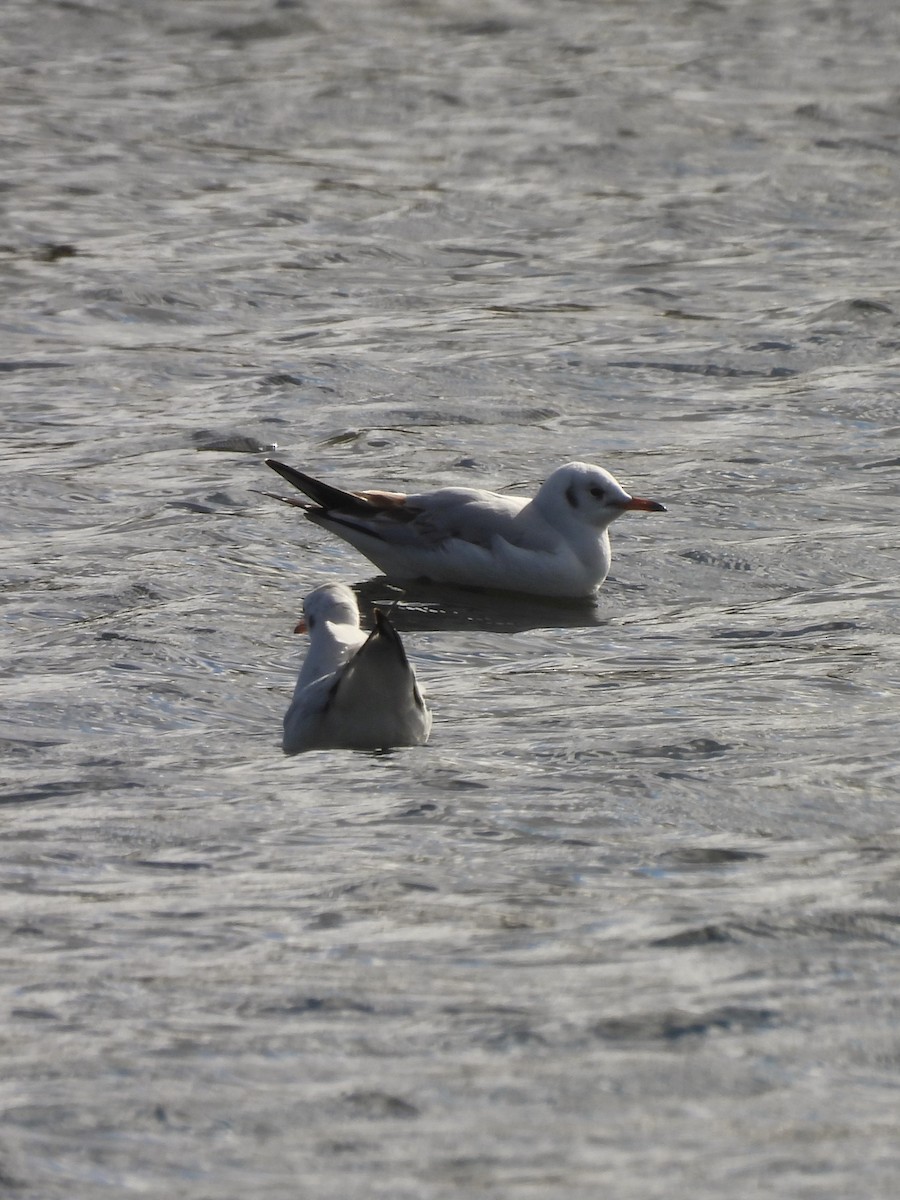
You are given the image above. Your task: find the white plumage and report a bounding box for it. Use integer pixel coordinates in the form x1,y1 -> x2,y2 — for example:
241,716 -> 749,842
282,583 -> 432,754
266,460 -> 666,599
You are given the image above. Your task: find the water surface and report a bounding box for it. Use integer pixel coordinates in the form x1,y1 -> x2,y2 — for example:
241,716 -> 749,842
2,1 -> 899,1196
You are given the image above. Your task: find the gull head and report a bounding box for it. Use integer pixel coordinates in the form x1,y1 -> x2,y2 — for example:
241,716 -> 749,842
295,581 -> 361,635
538,462 -> 667,531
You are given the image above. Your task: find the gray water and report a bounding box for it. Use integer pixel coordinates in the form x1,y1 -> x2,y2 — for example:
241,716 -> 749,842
2,0 -> 900,1196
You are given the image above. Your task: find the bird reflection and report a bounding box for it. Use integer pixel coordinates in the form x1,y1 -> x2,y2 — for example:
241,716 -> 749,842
351,576 -> 613,635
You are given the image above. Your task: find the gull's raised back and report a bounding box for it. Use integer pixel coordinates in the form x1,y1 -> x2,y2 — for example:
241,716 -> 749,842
282,582 -> 432,754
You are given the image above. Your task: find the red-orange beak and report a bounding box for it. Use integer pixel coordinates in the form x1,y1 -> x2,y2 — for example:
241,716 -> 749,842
621,496 -> 667,512
294,618 -> 308,634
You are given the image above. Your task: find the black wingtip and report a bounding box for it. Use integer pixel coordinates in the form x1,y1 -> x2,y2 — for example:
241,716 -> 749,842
371,607 -> 428,716
373,607 -> 395,636
373,607 -> 410,663
265,459 -> 317,494
265,460 -> 374,516
255,487 -> 313,510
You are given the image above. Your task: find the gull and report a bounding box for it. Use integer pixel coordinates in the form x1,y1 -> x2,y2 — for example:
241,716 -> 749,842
282,582 -> 432,754
265,459 -> 666,599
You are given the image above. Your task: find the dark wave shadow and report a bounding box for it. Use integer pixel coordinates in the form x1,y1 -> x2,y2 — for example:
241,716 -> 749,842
352,576 -> 610,634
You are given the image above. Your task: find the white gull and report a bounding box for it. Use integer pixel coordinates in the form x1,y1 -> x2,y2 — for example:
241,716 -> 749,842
282,582 -> 432,754
266,460 -> 666,599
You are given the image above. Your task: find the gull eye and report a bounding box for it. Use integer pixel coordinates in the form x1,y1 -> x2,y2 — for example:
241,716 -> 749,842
589,486 -> 606,500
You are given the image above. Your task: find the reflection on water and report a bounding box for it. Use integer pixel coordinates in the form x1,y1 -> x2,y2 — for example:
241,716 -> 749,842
2,0 -> 900,1196
354,576 -> 607,633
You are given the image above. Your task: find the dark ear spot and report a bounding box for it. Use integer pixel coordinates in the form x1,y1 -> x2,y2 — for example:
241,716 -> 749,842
307,614 -> 316,630
565,483 -> 580,509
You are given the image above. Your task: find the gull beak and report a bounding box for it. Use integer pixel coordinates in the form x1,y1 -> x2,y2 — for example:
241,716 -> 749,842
622,496 -> 667,513
294,618 -> 308,634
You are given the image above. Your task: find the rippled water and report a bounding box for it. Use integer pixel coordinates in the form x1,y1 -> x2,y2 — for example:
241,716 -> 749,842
3,0 -> 900,1195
